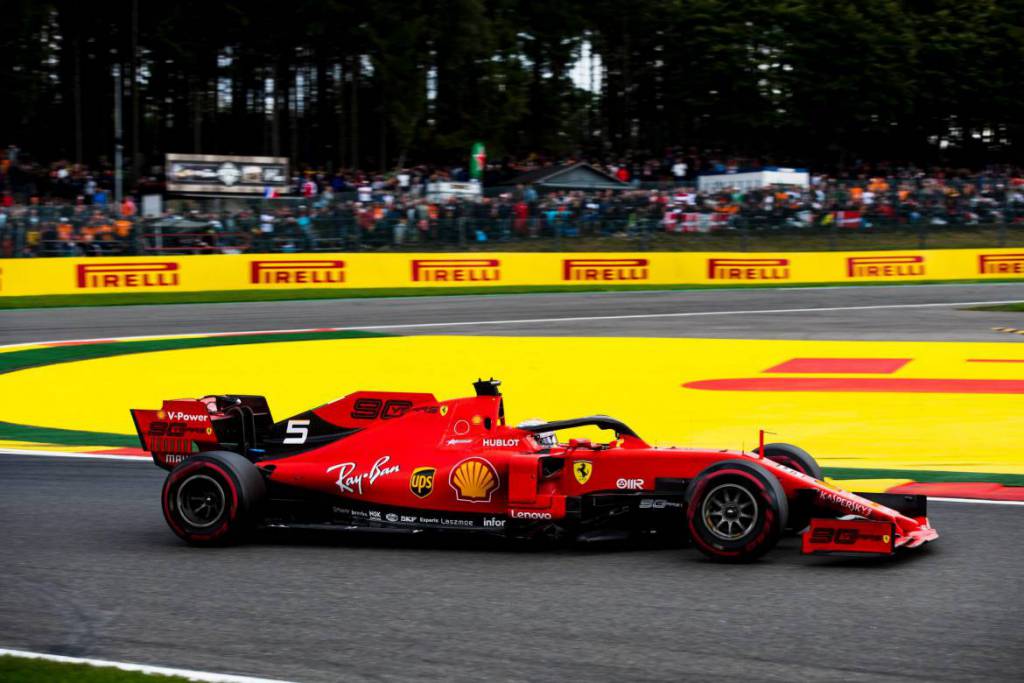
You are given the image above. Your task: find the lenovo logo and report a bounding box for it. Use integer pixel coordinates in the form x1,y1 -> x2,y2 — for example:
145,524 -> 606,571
411,259 -> 500,282
707,258 -> 789,280
978,253 -> 1024,275
250,260 -> 345,284
76,262 -> 179,289
563,258 -> 649,281
847,255 -> 925,278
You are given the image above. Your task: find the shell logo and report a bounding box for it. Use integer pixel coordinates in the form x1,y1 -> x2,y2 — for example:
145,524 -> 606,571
449,457 -> 500,503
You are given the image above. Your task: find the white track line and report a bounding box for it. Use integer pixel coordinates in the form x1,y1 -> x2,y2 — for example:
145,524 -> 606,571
2,448 -> 1021,505
0,447 -> 148,461
0,648 -> 294,683
2,298 -> 1022,350
929,496 -> 1024,506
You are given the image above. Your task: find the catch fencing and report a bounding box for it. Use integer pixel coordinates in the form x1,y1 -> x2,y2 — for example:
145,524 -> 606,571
3,209 -> 1024,258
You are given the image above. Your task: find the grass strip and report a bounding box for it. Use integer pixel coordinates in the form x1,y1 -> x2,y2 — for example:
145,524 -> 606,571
970,302 -> 1024,312
0,421 -> 141,448
824,466 -> 1024,487
0,329 -> 394,448
0,329 -> 392,375
2,278 -> 1023,309
0,654 -> 194,682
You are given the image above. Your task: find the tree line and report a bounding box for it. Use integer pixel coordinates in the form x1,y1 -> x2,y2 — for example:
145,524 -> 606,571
3,0 -> 1023,177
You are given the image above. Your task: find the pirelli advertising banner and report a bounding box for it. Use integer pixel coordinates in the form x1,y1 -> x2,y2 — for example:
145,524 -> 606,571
0,249 -> 1022,297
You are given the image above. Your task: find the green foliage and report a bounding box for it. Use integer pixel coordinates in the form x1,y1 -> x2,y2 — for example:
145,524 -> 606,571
2,0 -> 1021,169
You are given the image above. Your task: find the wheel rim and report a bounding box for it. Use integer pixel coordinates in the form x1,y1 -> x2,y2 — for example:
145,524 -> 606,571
176,473 -> 227,528
701,483 -> 759,541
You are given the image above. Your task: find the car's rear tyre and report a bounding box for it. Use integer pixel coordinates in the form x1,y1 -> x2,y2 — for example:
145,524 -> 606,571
685,460 -> 788,562
757,443 -> 821,532
162,451 -> 265,545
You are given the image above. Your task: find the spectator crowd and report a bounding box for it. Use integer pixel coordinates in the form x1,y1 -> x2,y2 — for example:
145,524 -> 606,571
2,143 -> 1024,258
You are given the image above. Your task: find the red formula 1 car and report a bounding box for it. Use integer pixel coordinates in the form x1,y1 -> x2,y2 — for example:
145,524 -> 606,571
131,380 -> 937,561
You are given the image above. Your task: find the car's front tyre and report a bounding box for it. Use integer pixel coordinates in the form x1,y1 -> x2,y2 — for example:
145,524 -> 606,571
757,442 -> 822,533
162,451 -> 265,545
684,460 -> 788,562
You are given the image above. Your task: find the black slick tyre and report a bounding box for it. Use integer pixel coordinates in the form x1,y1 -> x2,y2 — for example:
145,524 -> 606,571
757,442 -> 823,479
757,442 -> 822,532
684,459 -> 788,562
161,451 -> 266,545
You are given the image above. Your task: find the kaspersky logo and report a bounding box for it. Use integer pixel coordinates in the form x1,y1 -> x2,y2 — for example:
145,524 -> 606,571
76,262 -> 179,289
250,260 -> 345,285
847,255 -> 925,278
411,259 -> 500,282
563,258 -> 648,281
978,253 -> 1024,275
707,258 -> 789,280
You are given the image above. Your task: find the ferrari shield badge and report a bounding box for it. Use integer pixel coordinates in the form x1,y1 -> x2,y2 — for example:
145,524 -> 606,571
573,460 -> 593,485
440,405 -> 449,416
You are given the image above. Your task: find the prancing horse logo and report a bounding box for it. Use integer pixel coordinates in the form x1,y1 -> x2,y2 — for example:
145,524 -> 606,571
573,460 -> 592,485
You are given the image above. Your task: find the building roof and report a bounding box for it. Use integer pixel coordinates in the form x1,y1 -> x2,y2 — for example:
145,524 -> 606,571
505,162 -> 630,191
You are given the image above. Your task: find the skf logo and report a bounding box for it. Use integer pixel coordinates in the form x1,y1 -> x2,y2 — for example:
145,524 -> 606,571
250,260 -> 345,285
411,259 -> 500,282
707,258 -> 789,280
76,262 -> 179,289
979,253 -> 1024,275
847,255 -> 925,278
563,258 -> 648,281
409,467 -> 435,498
573,460 -> 592,485
449,457 -> 500,503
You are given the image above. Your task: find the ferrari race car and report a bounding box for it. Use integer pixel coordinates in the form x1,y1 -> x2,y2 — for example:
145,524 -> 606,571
131,380 -> 938,561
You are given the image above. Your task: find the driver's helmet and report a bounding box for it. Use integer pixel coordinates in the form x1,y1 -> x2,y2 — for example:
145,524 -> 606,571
517,418 -> 558,448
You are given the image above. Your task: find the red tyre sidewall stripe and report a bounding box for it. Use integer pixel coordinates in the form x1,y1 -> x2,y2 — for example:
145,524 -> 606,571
162,459 -> 240,542
687,468 -> 778,558
767,455 -> 803,474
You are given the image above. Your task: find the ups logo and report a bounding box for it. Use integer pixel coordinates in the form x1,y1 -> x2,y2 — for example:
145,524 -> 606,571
410,467 -> 436,498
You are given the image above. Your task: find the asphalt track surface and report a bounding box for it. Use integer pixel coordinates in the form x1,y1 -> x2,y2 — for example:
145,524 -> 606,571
2,282 -> 1024,345
2,284 -> 1023,681
1,456 -> 1021,682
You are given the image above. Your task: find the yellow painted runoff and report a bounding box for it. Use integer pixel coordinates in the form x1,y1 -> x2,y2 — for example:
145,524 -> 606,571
0,335 -> 1020,475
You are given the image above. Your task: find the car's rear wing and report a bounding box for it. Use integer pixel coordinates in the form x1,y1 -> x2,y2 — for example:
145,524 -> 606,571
131,395 -> 273,470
